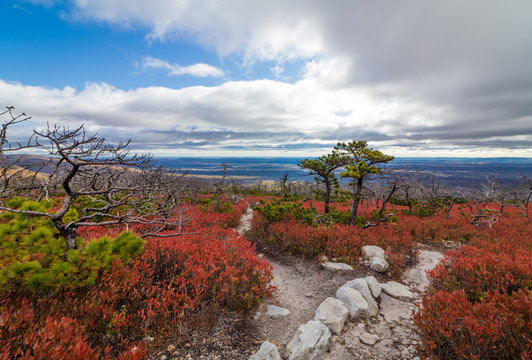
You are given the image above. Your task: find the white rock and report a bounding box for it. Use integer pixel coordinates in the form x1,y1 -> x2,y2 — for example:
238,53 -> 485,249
285,320 -> 331,360
369,256 -> 389,273
361,245 -> 385,260
266,305 -> 291,318
402,250 -> 444,293
335,286 -> 370,320
364,276 -> 382,298
248,341 -> 281,360
381,281 -> 415,301
321,262 -> 354,272
359,333 -> 380,346
343,279 -> 379,316
314,297 -> 349,335
379,293 -> 415,323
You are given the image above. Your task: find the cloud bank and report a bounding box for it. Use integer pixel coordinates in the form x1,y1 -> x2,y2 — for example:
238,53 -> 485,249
2,75 -> 530,157
5,0 -> 532,156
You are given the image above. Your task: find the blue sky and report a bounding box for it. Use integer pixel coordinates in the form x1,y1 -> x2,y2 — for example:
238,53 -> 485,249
1,0 -> 532,157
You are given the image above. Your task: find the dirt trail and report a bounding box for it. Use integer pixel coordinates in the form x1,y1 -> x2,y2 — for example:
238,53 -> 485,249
240,205 -> 445,359
323,248 -> 444,360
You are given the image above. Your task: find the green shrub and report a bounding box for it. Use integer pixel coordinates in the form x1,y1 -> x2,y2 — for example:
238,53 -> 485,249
402,204 -> 435,217
0,199 -> 144,295
254,198 -> 314,223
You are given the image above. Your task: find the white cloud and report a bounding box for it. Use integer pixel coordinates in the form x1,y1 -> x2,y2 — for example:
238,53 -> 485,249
70,0 -> 323,61
5,1 -> 532,156
270,65 -> 284,78
141,57 -> 224,78
2,78 -> 530,157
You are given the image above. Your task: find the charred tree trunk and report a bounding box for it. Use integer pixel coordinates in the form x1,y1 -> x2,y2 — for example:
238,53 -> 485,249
379,182 -> 397,216
53,220 -> 78,250
324,181 -> 331,214
350,178 -> 363,225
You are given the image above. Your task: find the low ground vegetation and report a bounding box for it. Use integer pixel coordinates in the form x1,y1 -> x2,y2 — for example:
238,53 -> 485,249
1,108 -> 530,359
250,195 -> 531,359
0,196 -> 272,359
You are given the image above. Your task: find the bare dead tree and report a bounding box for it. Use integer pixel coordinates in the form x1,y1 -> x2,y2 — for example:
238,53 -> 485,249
458,181 -> 502,228
376,175 -> 399,217
392,172 -> 420,213
507,176 -> 532,218
363,211 -> 396,229
416,176 -> 466,218
0,108 -> 194,250
214,161 -> 232,211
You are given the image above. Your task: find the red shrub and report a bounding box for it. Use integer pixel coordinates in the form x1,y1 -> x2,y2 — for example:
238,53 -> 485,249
251,212 -> 417,276
1,198 -> 272,359
414,213 -> 532,359
414,289 -> 531,360
0,298 -> 98,360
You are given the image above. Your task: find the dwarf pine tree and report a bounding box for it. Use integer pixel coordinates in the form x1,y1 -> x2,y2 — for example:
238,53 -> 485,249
335,141 -> 395,225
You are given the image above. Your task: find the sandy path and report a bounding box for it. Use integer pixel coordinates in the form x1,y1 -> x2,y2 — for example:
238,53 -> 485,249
239,205 -> 445,359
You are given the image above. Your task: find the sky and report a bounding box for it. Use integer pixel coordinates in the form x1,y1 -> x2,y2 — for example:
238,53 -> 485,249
1,0 -> 532,157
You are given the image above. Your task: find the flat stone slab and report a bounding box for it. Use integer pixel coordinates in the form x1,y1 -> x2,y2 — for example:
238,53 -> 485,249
403,250 -> 444,293
249,341 -> 281,360
381,281 -> 415,301
336,286 -> 370,320
285,320 -> 331,360
361,245 -> 386,260
314,297 -> 349,335
321,262 -> 354,272
379,293 -> 416,323
266,305 -> 291,318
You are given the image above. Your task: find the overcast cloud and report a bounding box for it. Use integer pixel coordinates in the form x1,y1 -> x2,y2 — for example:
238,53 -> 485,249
4,0 -> 532,157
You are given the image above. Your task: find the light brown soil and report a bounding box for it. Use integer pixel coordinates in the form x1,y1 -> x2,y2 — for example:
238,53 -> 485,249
155,206 -> 445,360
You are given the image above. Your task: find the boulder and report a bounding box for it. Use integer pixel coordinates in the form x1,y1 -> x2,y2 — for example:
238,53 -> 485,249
314,297 -> 349,335
321,262 -> 354,272
335,286 -> 370,320
364,276 -> 382,298
369,256 -> 389,273
361,245 -> 385,260
266,305 -> 290,319
285,320 -> 331,360
343,279 -> 379,316
381,281 -> 415,301
249,341 -> 281,360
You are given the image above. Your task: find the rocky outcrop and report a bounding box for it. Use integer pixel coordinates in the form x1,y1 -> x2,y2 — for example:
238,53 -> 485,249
285,320 -> 331,360
364,276 -> 382,298
369,256 -> 389,272
314,297 -> 349,335
361,245 -> 389,273
248,341 -> 281,360
343,278 -> 379,317
335,286 -> 370,320
361,245 -> 385,259
266,305 -> 291,319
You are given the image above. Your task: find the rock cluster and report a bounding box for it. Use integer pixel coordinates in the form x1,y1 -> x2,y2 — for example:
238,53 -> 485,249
248,274 -> 420,360
361,245 -> 389,272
